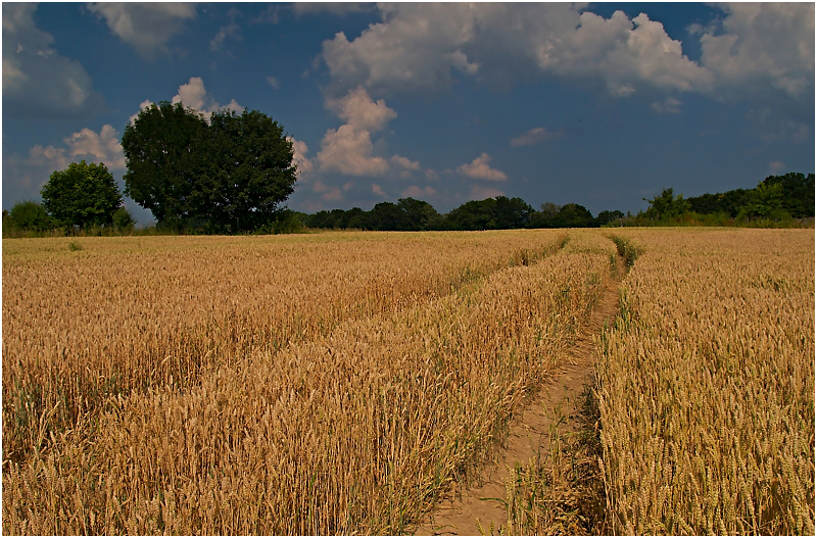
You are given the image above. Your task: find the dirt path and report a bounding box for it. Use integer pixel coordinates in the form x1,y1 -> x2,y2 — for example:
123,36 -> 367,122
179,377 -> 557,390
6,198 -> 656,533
412,267 -> 622,536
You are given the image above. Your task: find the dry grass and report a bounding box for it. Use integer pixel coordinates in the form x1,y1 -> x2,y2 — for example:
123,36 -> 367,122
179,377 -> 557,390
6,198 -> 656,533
598,229 -> 814,534
2,230 -> 564,464
500,229 -> 813,536
3,230 -> 614,534
5,229 -> 812,535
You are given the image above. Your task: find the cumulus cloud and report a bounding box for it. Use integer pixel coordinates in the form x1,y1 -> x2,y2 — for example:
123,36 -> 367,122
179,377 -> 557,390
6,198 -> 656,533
63,125 -> 126,170
317,87 -> 397,177
326,87 -> 397,130
266,75 -> 280,89
510,127 -> 562,147
391,155 -> 421,178
133,77 -> 243,123
312,179 -> 343,202
3,3 -> 95,116
698,4 -> 814,98
288,137 -> 314,179
457,153 -> 508,181
318,125 -> 390,176
650,96 -> 682,114
4,125 -> 126,204
87,3 -> 196,58
371,183 -> 387,197
320,4 -> 710,97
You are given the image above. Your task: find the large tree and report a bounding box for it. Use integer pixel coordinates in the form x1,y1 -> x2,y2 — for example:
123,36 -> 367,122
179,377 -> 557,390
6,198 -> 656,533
122,102 -> 209,229
122,102 -> 297,232
41,161 -> 122,228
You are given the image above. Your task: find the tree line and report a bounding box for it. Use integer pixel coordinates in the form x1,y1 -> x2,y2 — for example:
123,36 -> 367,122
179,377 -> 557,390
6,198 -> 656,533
2,100 -> 813,235
297,197 -> 623,231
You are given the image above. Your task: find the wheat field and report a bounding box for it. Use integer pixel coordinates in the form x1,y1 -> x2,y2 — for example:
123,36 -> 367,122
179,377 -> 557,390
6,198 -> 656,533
500,228 -> 814,536
2,228 -> 813,535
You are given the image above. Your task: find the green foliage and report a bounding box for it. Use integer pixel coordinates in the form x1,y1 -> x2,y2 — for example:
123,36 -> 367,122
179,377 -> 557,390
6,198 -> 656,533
610,236 -> 641,268
68,241 -> 83,251
41,161 -> 122,228
123,103 -> 297,233
112,207 -> 135,232
8,201 -> 54,231
529,202 -> 597,228
445,196 -> 533,230
122,102 -> 209,228
644,188 -> 690,220
596,210 -> 624,227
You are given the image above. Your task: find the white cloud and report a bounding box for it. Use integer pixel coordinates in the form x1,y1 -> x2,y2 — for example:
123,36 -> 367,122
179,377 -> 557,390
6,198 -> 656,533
650,96 -> 682,115
321,4 -> 711,97
87,3 -> 196,58
2,4 -> 94,115
287,136 -> 314,179
457,153 -> 508,181
170,76 -> 243,117
391,155 -> 421,178
129,99 -> 154,124
318,124 -> 390,176
63,124 -> 126,170
699,4 -> 814,98
326,87 -> 397,131
210,8 -> 242,52
401,185 -> 437,199
4,125 -> 126,203
372,183 -> 387,197
425,169 -> 440,180
317,87 -> 396,177
391,155 -> 421,171
266,75 -> 280,89
312,179 -> 343,202
510,127 -> 561,147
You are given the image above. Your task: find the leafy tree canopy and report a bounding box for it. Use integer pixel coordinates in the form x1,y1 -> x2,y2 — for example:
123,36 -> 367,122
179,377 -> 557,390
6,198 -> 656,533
41,160 -> 122,228
9,201 -> 54,231
122,102 -> 297,232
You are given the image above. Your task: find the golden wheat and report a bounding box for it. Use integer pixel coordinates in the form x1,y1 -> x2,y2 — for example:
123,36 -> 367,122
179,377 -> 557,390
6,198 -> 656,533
3,230 -> 613,534
500,228 -> 813,536
596,229 -> 814,535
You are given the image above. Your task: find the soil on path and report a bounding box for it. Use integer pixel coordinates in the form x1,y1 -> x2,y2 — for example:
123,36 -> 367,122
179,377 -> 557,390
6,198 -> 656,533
412,267 -> 622,536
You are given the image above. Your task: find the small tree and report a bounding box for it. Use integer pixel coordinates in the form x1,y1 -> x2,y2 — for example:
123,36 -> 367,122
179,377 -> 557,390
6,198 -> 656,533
41,161 -> 123,228
112,207 -> 135,231
9,201 -> 54,231
644,188 -> 689,220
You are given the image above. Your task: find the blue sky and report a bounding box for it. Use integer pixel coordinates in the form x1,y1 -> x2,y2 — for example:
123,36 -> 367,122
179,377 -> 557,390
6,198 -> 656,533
3,2 -> 814,223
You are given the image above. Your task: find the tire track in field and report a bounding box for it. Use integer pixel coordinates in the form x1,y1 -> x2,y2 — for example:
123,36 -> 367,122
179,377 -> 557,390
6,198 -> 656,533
412,257 -> 624,536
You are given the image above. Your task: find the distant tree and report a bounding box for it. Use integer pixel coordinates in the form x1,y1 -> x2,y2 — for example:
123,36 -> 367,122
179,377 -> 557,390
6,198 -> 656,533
9,201 -> 54,231
739,181 -> 784,219
112,207 -> 135,231
396,197 -> 440,230
445,199 -> 497,230
596,209 -> 624,226
369,202 -> 405,230
492,196 -> 533,229
553,203 -> 595,227
529,202 -> 561,228
41,161 -> 122,228
644,188 -> 689,220
122,102 -> 297,232
759,172 -> 814,218
200,109 -> 298,232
